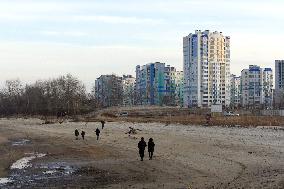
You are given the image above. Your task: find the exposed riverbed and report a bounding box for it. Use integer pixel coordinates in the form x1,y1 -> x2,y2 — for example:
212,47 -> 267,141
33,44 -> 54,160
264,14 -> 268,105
0,118 -> 283,189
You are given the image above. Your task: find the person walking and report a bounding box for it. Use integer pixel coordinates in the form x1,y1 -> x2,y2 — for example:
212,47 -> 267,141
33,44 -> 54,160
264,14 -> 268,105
95,128 -> 100,140
148,138 -> 155,160
138,137 -> 147,161
100,120 -> 105,130
75,129 -> 79,140
81,130 -> 86,140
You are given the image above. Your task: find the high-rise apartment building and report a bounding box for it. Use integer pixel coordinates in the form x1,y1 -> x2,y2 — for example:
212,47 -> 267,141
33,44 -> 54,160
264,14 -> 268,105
241,65 -> 273,108
230,74 -> 241,108
274,60 -> 284,107
275,60 -> 284,91
183,30 -> 231,108
135,62 -> 181,106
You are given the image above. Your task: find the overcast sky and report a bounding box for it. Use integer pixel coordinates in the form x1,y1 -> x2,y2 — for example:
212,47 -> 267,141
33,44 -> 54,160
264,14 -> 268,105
0,0 -> 283,90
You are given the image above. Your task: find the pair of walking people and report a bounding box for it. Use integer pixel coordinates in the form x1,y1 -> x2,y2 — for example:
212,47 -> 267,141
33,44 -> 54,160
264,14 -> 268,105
138,137 -> 155,161
75,129 -> 85,140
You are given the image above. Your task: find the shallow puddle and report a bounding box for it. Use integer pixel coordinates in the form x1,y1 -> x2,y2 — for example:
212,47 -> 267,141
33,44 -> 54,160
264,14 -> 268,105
11,139 -> 31,146
37,161 -> 76,175
0,156 -> 76,188
0,152 -> 46,187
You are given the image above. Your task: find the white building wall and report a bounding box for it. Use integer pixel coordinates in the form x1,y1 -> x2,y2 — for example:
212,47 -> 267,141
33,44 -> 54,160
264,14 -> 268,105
230,74 -> 241,107
174,71 -> 184,106
183,30 -> 230,108
263,69 -> 273,108
122,75 -> 135,106
241,65 -> 273,108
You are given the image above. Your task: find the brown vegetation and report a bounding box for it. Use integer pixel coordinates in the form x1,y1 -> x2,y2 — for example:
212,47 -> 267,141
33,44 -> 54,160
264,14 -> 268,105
94,113 -> 284,127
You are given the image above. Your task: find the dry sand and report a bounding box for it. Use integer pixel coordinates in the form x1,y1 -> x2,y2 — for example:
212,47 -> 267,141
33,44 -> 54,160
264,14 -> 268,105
0,118 -> 283,189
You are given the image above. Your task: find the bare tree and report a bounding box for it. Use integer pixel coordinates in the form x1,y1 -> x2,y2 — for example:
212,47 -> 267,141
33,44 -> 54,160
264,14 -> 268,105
0,74 -> 91,116
1,79 -> 24,115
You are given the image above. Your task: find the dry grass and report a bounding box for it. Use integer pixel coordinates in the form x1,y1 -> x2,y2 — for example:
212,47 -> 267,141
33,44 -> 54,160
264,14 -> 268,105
71,107 -> 284,127
89,114 -> 284,127
210,115 -> 284,127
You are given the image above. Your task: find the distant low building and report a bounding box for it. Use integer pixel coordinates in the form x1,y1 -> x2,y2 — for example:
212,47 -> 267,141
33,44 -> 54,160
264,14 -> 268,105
95,74 -> 123,107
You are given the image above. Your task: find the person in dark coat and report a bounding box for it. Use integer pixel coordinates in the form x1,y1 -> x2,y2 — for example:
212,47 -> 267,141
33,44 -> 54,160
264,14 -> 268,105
100,120 -> 105,130
148,138 -> 155,160
95,128 -> 100,140
75,129 -> 79,140
138,137 -> 147,161
81,130 -> 86,140
205,113 -> 211,126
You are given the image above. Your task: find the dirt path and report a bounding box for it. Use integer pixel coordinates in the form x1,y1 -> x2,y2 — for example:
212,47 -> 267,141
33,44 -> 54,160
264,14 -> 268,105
0,118 -> 283,189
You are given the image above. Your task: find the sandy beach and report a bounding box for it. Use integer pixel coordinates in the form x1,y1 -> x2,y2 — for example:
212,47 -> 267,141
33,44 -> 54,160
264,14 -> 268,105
0,118 -> 283,189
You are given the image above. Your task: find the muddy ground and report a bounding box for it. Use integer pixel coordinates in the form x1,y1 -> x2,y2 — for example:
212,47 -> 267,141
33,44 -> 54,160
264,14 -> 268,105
0,118 -> 283,189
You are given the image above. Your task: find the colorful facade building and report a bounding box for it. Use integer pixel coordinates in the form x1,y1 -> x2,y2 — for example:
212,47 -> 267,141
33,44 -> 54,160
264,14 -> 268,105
135,62 -> 182,106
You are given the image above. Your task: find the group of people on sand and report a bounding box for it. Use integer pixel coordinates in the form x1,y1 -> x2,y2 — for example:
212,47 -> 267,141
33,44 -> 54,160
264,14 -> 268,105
138,137 -> 155,161
74,120 -> 156,161
74,120 -> 105,141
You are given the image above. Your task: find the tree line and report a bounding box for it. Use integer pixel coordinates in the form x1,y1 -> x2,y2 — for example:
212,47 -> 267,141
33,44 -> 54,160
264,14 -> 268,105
0,74 -> 96,116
